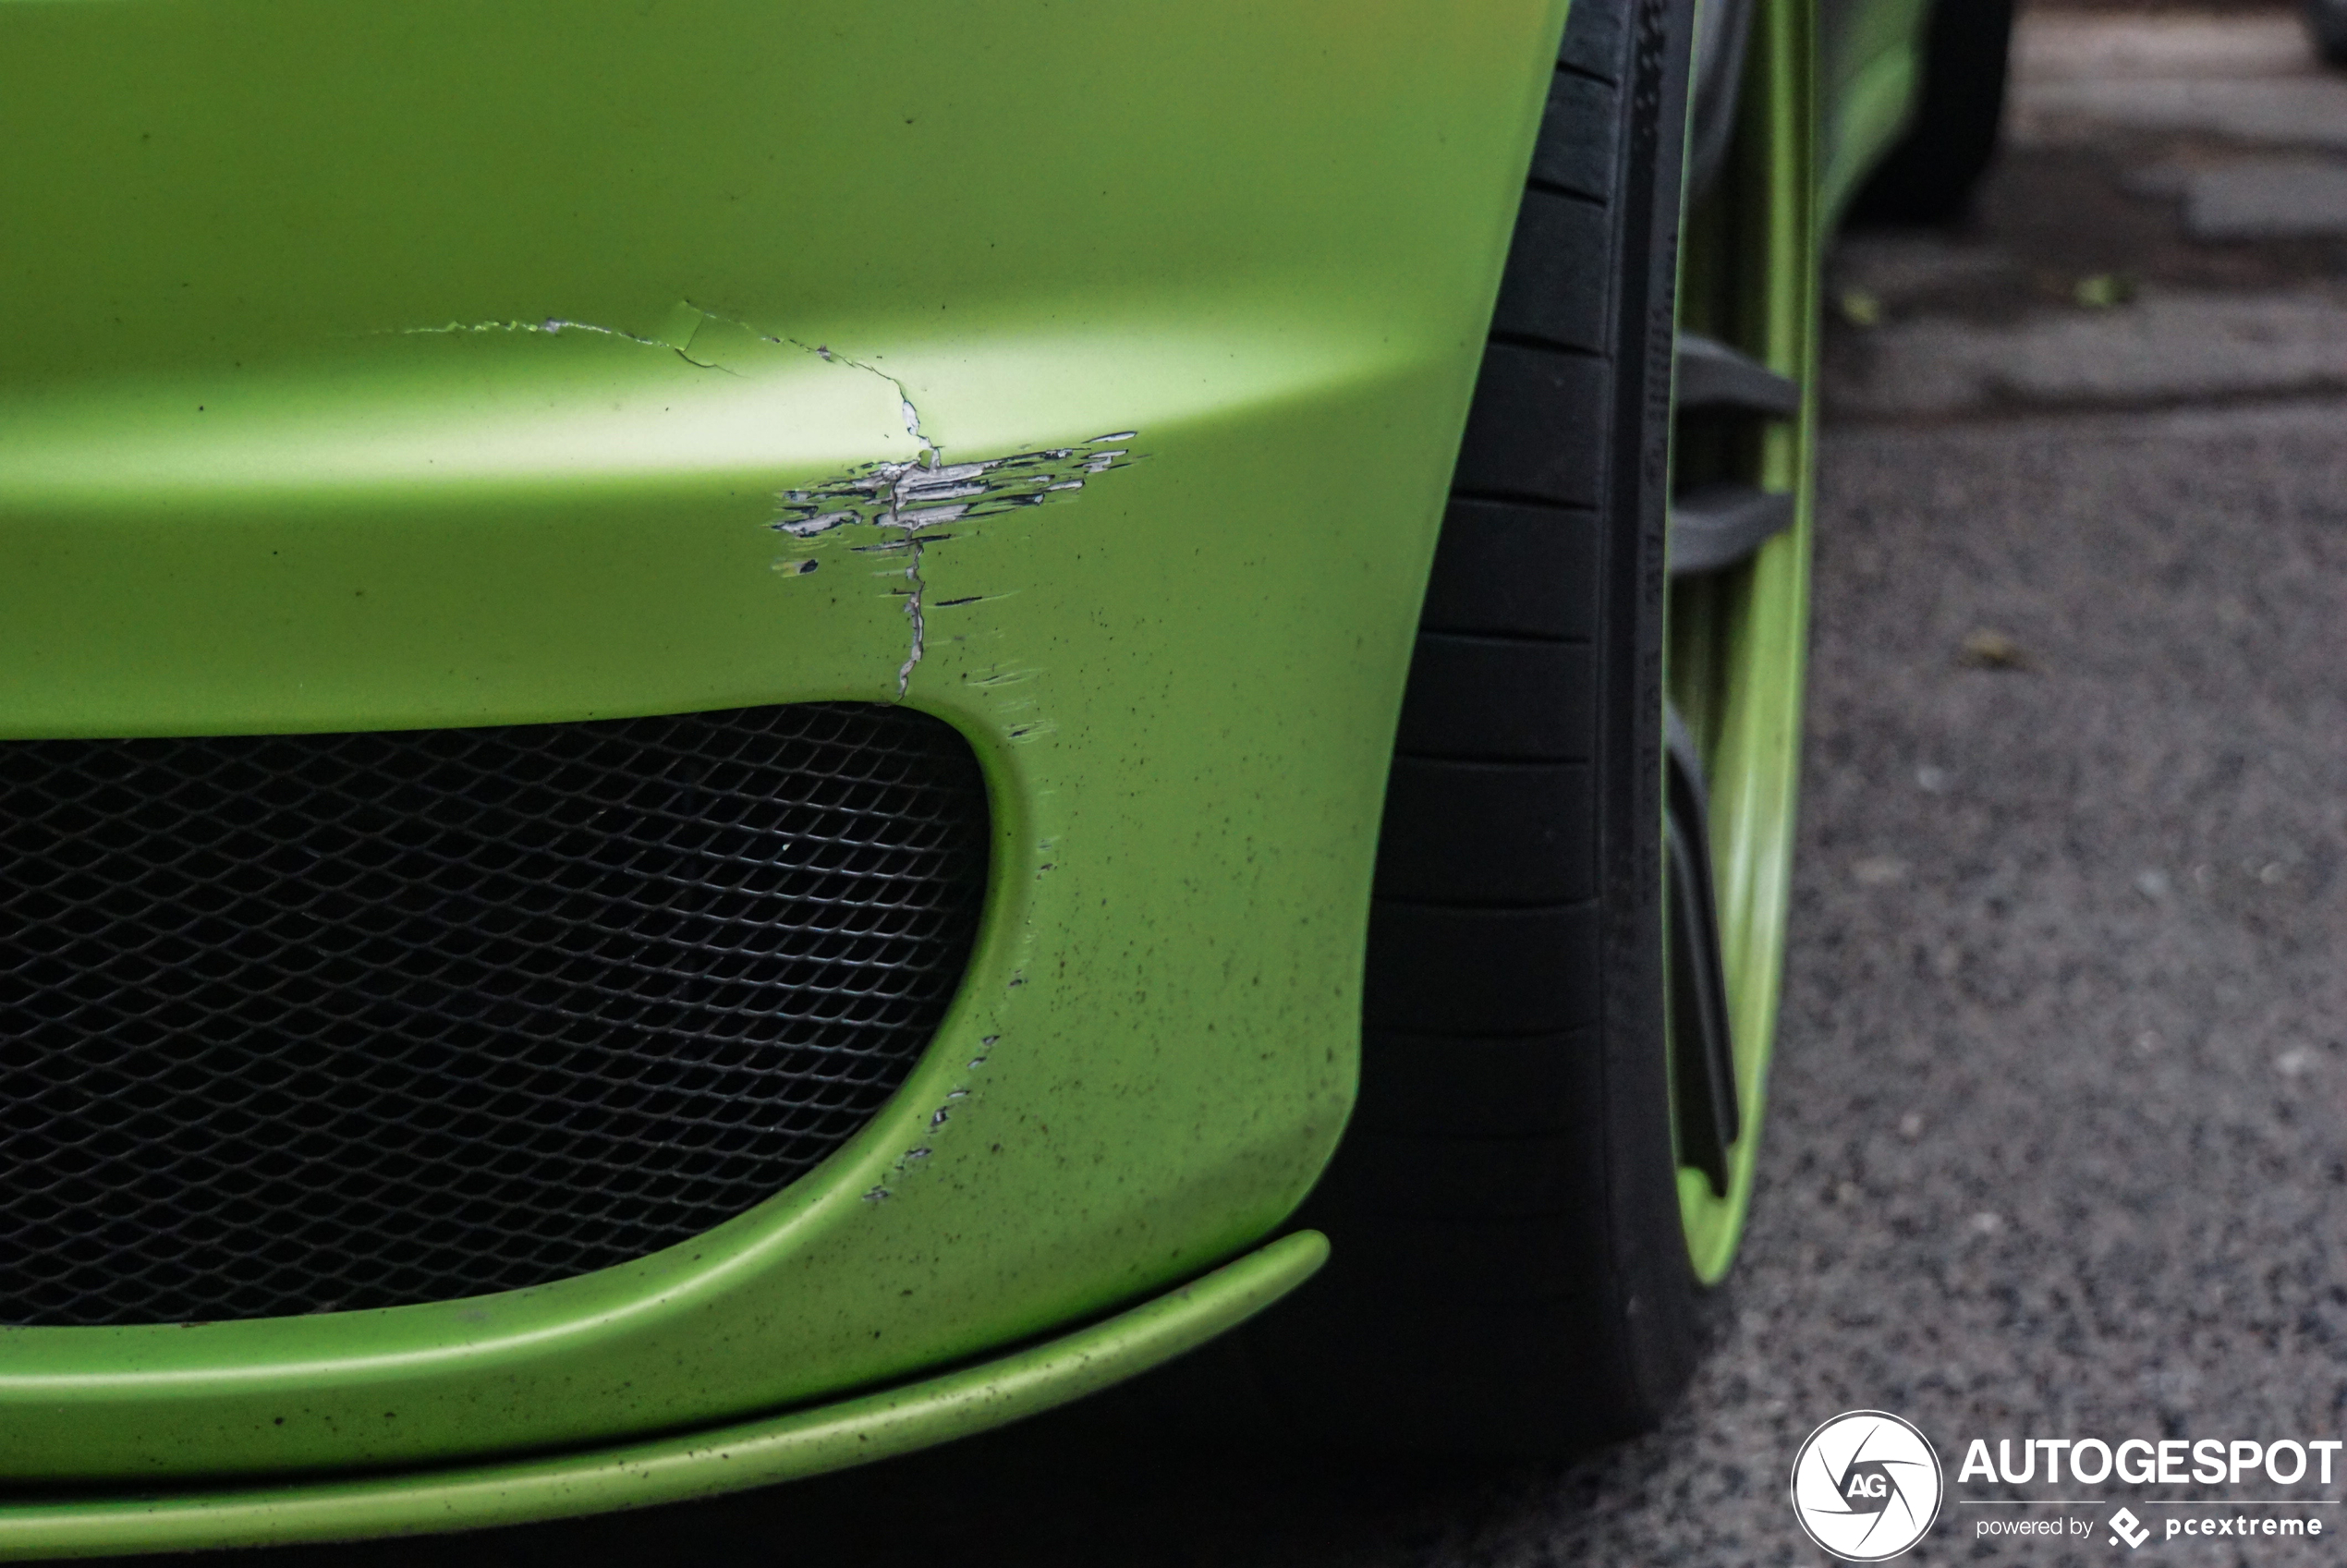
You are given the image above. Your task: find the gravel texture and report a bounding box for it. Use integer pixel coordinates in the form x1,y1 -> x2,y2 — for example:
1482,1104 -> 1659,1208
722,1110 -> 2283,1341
1824,287 -> 2347,414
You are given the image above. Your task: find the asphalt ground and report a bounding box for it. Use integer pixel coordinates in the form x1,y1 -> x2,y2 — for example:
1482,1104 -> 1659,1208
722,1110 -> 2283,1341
116,10 -> 2347,1567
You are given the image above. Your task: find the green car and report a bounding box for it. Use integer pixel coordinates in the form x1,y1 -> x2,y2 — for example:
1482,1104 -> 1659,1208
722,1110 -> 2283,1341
0,0 -> 2002,1552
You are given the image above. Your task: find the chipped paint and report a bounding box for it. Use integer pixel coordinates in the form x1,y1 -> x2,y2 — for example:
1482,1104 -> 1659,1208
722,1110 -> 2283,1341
858,1035 -> 1006,1204
772,433 -> 1136,696
394,302 -> 1136,699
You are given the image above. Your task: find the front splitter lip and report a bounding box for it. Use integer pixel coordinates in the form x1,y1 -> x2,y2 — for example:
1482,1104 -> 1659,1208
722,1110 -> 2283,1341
0,1231 -> 1327,1562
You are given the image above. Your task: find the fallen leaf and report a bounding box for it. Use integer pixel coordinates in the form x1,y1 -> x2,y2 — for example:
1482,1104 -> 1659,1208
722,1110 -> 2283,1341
1959,627 -> 2032,669
1838,286 -> 1882,327
2074,272 -> 2137,309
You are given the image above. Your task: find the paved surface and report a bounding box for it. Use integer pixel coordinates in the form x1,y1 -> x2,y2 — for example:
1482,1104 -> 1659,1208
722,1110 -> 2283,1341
2011,11 -> 2347,147
1824,288 -> 2347,413
1830,7 -> 2347,418
130,10 -> 2347,1568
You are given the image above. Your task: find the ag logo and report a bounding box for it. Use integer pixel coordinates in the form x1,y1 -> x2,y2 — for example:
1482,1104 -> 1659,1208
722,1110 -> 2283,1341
1790,1410 -> 1945,1562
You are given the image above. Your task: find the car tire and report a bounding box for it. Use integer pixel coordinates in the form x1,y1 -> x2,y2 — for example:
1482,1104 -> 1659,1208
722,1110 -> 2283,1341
2312,0 -> 2347,69
1181,0 -> 1818,1457
1270,0 -> 1700,1453
1846,0 -> 2015,225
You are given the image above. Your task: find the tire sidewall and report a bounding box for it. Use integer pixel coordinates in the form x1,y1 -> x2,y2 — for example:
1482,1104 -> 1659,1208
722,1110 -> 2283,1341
1592,0 -> 1720,1428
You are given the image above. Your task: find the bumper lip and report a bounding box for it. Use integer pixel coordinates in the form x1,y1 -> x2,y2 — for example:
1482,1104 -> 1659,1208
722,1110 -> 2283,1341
0,1232 -> 1328,1562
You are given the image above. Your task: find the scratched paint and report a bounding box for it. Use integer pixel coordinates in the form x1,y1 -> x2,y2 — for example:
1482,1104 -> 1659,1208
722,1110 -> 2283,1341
398,305 -> 1138,696
862,1036 -> 999,1205
771,434 -> 1137,695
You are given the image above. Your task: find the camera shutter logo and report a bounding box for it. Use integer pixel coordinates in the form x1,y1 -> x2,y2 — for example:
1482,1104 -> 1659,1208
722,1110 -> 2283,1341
1790,1411 -> 1945,1561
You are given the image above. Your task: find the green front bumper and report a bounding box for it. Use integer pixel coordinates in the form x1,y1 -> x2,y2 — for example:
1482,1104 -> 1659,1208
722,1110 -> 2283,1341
0,0 -> 1569,1508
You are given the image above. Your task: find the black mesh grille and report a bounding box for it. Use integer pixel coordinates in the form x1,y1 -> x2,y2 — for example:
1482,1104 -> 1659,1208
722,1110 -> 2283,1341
0,703 -> 991,1327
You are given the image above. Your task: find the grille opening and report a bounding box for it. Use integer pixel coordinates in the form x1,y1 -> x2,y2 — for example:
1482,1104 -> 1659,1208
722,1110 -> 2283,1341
0,703 -> 991,1327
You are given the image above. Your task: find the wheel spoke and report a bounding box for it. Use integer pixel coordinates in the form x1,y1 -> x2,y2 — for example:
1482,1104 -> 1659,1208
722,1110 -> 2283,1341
1669,482 -> 1794,576
1665,706 -> 1740,1196
1675,329 -> 1801,417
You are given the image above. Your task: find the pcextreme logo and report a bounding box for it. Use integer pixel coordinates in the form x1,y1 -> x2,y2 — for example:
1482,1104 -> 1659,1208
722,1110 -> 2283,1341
1791,1410 -> 1946,1562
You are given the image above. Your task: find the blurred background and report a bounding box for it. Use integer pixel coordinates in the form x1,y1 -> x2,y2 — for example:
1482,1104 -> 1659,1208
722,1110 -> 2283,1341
140,1 -> 2347,1562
